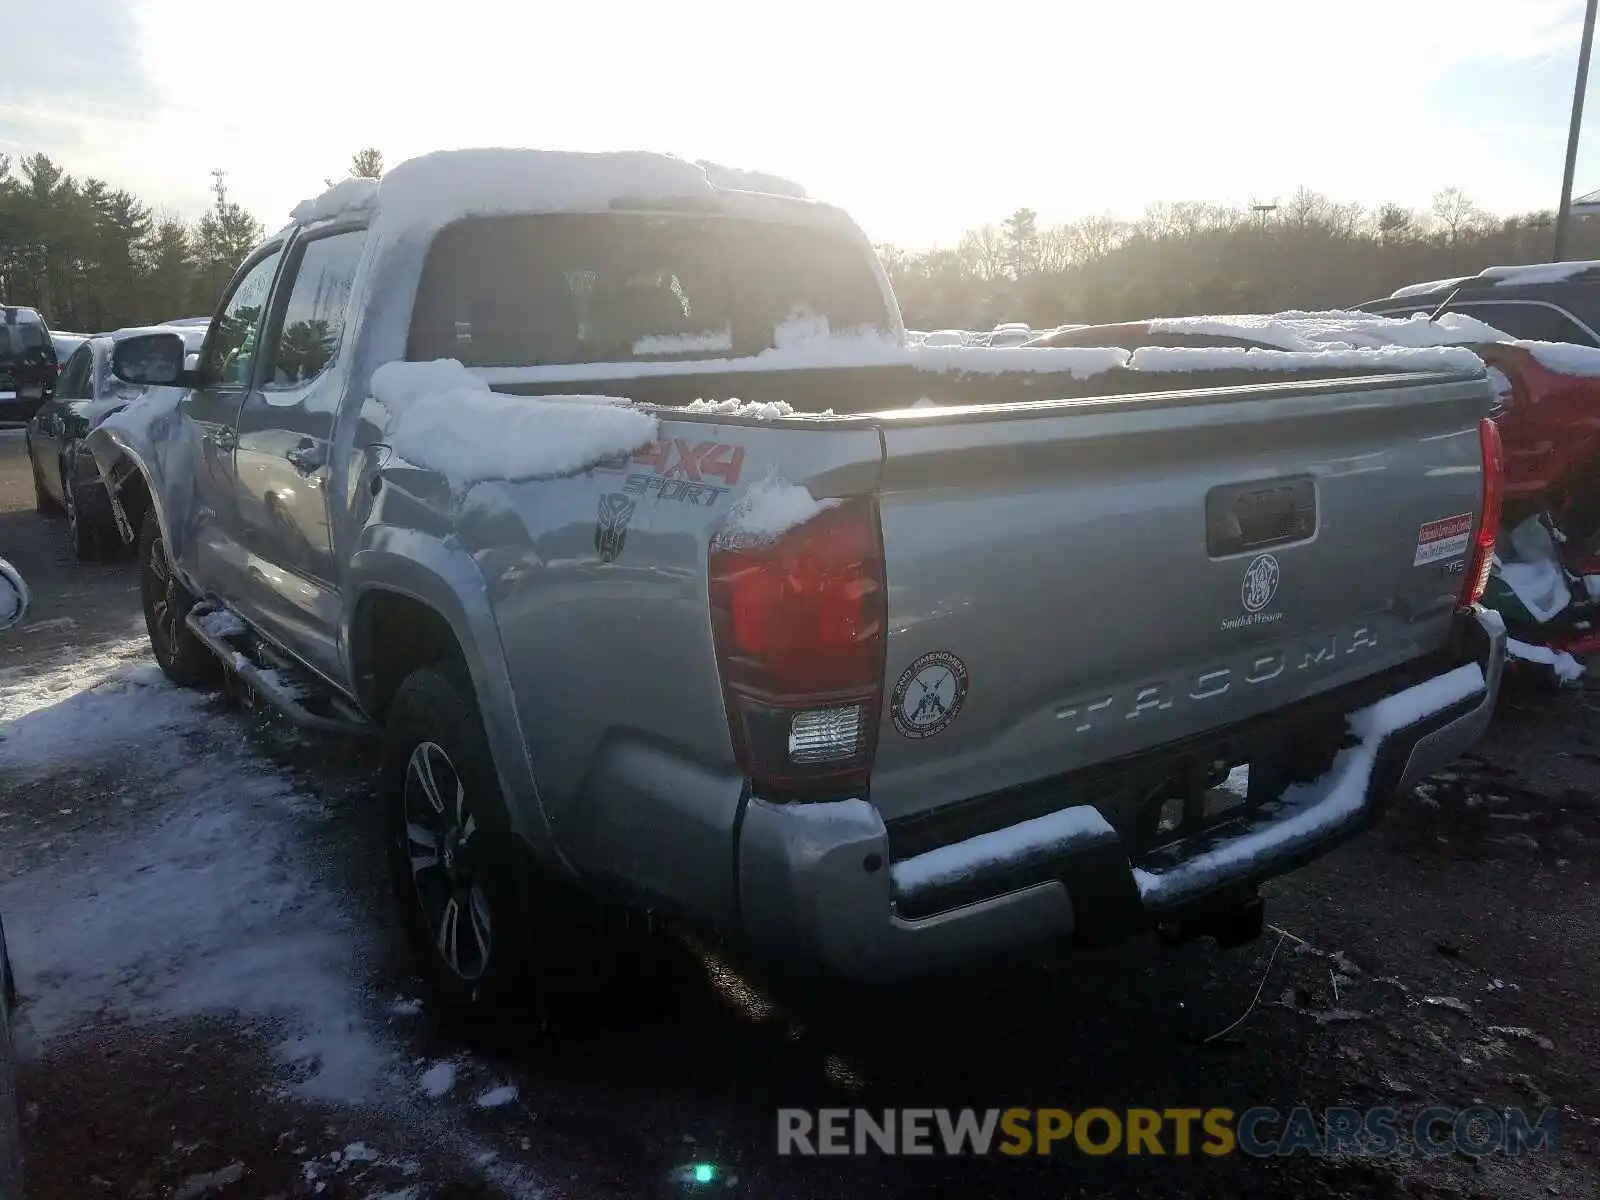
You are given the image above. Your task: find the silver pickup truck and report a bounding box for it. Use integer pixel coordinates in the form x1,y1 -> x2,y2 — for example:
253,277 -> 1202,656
91,149 -> 1506,1014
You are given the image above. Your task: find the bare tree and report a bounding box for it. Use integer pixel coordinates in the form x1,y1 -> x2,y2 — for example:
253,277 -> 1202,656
1036,224 -> 1075,273
956,224 -> 1010,282
1430,187 -> 1485,245
1067,214 -> 1126,262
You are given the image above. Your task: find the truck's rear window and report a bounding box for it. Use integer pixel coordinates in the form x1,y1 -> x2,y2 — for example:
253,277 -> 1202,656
407,213 -> 891,367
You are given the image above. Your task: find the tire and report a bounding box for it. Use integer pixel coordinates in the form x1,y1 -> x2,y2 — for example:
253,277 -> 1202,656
138,507 -> 221,687
63,471 -> 105,564
383,663 -> 629,1023
30,444 -> 62,516
383,664 -> 536,1019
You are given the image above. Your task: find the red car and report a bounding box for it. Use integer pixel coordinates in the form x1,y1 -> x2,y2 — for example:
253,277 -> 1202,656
1035,319 -> 1600,656
1032,320 -> 1596,523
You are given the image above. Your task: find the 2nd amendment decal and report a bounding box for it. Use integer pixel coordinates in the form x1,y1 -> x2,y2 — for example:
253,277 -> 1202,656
891,651 -> 970,740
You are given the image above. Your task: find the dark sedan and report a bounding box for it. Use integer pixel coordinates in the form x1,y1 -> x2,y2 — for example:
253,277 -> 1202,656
25,325 -> 205,561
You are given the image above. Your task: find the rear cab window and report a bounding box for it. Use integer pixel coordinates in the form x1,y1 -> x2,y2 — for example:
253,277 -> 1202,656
405,212 -> 892,367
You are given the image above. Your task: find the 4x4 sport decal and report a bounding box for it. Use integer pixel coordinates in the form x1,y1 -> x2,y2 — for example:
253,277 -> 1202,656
592,439 -> 746,507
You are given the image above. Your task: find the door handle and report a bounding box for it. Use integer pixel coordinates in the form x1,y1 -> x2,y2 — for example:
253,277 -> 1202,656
286,441 -> 326,474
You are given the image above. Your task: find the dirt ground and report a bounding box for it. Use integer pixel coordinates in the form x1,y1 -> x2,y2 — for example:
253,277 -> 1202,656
0,427 -> 1596,1199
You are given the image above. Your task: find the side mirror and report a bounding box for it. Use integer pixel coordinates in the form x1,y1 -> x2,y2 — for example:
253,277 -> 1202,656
111,332 -> 190,388
0,559 -> 30,632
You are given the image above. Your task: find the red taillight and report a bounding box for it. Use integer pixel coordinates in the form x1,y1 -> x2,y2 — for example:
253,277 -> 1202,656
1460,416 -> 1503,608
708,496 -> 886,800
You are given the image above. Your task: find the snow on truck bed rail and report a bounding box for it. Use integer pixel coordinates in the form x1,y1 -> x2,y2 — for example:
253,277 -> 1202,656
370,359 -> 658,488
469,308 -> 1488,391
684,397 -> 798,419
718,475 -> 838,547
1128,343 -> 1484,375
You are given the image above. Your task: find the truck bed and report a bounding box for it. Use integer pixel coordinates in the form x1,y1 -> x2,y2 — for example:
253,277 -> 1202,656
498,362 -> 1494,867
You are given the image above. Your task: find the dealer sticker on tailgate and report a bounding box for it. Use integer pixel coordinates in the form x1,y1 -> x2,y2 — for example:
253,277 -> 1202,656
1413,513 -> 1473,566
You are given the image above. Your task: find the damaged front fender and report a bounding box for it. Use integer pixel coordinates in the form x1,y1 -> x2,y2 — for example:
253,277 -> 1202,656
85,390 -> 194,566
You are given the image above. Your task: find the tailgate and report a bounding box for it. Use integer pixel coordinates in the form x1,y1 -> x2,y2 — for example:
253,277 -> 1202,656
868,369 -> 1494,821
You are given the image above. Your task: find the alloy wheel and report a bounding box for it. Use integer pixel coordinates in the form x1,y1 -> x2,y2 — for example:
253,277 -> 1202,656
403,741 -> 492,981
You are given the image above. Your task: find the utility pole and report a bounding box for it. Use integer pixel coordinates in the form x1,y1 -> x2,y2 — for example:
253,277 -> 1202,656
1554,0 -> 1599,261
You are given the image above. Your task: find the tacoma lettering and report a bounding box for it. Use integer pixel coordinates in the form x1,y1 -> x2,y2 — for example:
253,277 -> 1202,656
1056,626 -> 1381,732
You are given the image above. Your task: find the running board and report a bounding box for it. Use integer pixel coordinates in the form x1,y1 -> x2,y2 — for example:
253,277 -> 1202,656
184,603 -> 375,739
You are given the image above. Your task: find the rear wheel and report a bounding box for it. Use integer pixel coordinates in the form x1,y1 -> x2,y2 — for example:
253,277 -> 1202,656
63,469 -> 106,563
382,663 -> 645,1024
138,508 -> 220,687
384,664 -> 534,1018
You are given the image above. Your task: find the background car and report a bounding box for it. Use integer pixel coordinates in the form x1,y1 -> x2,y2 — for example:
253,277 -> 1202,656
0,306 -> 57,424
1356,260 -> 1600,345
25,324 -> 206,561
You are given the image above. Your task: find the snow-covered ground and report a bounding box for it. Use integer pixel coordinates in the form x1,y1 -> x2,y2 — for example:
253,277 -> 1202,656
0,634 -> 546,1194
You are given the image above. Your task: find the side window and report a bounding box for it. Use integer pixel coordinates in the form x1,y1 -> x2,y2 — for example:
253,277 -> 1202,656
262,229 -> 367,390
202,247 -> 284,389
1454,302 -> 1599,346
58,345 -> 93,399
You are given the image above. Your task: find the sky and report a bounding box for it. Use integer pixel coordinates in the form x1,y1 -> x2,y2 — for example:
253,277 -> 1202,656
3,0 -> 1598,247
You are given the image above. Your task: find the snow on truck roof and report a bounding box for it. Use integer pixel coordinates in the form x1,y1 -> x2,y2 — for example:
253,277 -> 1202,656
287,148 -> 817,235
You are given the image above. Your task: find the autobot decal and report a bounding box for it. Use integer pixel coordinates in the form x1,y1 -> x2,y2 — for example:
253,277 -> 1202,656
594,492 -> 636,562
890,650 -> 970,740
